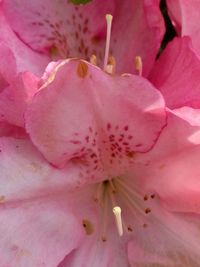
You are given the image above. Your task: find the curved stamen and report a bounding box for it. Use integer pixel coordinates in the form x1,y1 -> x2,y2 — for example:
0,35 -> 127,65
117,183 -> 144,215
101,188 -> 109,242
116,178 -> 142,200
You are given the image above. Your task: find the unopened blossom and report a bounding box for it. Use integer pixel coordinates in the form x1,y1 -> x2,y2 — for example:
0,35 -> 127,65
0,0 -> 164,76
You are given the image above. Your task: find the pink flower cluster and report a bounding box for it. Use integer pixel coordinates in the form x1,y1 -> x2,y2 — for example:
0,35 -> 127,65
0,0 -> 200,266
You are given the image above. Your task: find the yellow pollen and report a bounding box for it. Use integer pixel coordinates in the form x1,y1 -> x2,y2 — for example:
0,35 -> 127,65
105,55 -> 116,74
90,54 -> 97,65
77,60 -> 88,78
135,56 -> 143,76
112,206 -> 123,236
104,14 -> 113,71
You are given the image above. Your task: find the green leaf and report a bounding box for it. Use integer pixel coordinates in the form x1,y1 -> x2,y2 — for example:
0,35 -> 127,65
70,0 -> 92,5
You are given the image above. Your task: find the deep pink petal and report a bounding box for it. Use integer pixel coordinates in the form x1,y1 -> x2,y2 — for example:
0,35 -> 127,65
0,43 -> 16,90
2,0 -> 164,75
0,122 -> 27,138
25,60 -> 166,180
111,0 -> 164,75
167,0 -> 200,56
149,37 -> 200,109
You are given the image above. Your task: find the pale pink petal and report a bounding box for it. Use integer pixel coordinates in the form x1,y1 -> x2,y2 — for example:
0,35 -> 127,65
0,72 -> 39,128
128,203 -> 200,266
149,37 -> 200,109
25,60 -> 166,176
2,0 -> 164,75
0,9 -> 48,76
167,0 -> 200,56
59,237 -> 130,267
0,137 -> 85,202
0,199 -> 84,267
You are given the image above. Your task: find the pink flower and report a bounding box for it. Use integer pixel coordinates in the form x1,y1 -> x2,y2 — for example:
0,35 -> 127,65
0,0 -> 164,76
1,2 -> 200,266
1,58 -> 200,266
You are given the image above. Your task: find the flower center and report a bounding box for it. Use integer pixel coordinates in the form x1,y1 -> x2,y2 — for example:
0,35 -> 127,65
94,177 -> 155,242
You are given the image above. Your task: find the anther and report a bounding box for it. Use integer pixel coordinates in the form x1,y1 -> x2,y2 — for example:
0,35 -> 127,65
143,223 -> 148,228
105,55 -> 116,74
143,194 -> 148,201
135,56 -> 143,76
113,206 -> 123,236
127,225 -> 133,232
90,54 -> 97,65
145,208 -> 151,214
104,14 -> 113,71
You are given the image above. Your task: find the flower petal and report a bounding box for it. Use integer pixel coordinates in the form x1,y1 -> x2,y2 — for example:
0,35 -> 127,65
149,37 -> 200,109
0,9 -> 48,76
0,199 -> 84,267
111,0 -> 164,75
135,108 -> 200,214
128,203 -> 200,267
0,43 -> 16,90
0,122 -> 26,138
1,0 -> 164,74
0,72 -> 39,128
26,60 -> 166,175
1,0 -> 114,61
0,137 -> 85,202
57,184 -> 131,267
167,0 -> 200,56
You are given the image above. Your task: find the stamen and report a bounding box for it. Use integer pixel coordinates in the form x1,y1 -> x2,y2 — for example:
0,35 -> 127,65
90,54 -> 97,66
116,178 -> 141,200
103,14 -> 113,71
135,56 -> 143,76
117,182 -> 144,215
108,184 -> 117,207
109,179 -> 116,193
105,55 -> 116,74
113,206 -> 123,236
94,182 -> 103,203
101,188 -> 109,242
